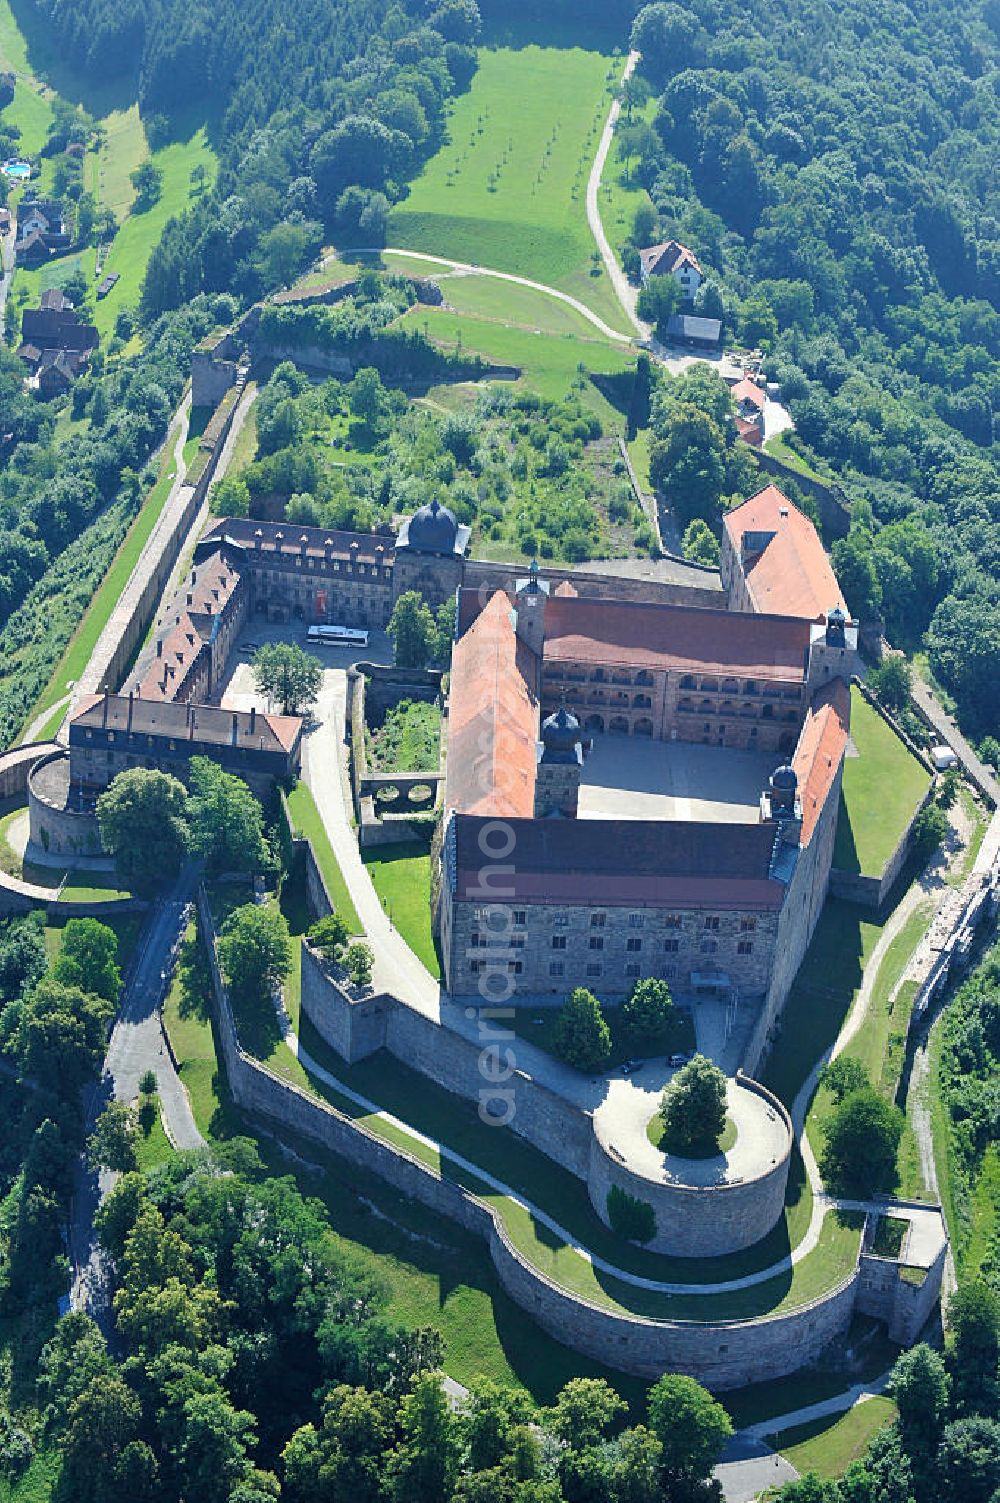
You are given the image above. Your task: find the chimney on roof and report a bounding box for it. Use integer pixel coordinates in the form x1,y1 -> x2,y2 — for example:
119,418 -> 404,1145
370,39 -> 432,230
127,692 -> 134,732
102,691 -> 109,728
231,712 -> 239,748
250,706 -> 256,734
192,568 -> 197,584
187,593 -> 193,606
157,638 -> 163,658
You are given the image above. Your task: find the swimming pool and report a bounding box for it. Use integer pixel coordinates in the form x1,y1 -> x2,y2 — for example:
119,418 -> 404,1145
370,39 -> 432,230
2,161 -> 31,179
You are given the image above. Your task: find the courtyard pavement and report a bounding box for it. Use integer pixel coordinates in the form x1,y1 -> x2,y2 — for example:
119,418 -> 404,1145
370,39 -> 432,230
577,736 -> 779,824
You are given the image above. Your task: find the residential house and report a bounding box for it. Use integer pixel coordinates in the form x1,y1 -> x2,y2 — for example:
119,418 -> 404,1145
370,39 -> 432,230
732,376 -> 766,446
17,287 -> 98,391
638,238 -> 703,299
14,199 -> 70,264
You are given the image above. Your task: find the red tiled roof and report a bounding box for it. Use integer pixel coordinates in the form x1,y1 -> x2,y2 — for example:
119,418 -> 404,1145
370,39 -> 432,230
445,591 -> 539,819
543,595 -> 810,683
452,815 -> 783,908
732,377 -> 766,410
735,416 -> 764,447
792,678 -> 851,845
724,486 -> 848,622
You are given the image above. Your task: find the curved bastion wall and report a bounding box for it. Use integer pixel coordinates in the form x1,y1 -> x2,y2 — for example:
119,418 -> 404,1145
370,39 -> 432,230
587,1077 -> 793,1258
301,939 -> 793,1260
27,749 -> 102,859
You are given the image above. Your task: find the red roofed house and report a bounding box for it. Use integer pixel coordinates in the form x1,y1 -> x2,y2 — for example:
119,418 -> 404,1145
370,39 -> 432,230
732,376 -> 766,446
638,238 -> 703,298
722,485 -> 851,625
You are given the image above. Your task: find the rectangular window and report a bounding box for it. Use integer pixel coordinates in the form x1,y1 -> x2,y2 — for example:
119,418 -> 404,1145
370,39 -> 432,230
551,935 -> 567,950
509,936 -> 525,950
550,962 -> 565,978
553,914 -> 569,928
664,938 -> 680,954
589,936 -> 604,951
738,940 -> 754,956
628,912 -> 644,929
664,914 -> 683,929
627,937 -> 642,952
740,917 -> 757,932
625,962 -> 641,978
664,964 -> 677,979
470,933 -> 481,949
586,963 -> 602,978
700,939 -> 719,955
590,913 -> 606,928
704,916 -> 720,931
513,910 -> 526,927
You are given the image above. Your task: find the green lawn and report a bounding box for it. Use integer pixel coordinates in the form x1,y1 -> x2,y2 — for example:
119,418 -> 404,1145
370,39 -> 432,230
834,687 -> 932,877
773,1395 -> 897,1478
366,699 -> 441,773
18,406 -> 185,740
763,431 -> 828,483
762,898 -> 885,1113
91,124 -> 216,339
599,100 -> 656,265
436,268 -> 625,342
284,782 -> 362,933
389,45 -> 625,329
361,842 -> 439,977
403,305 -> 635,423
94,105 -> 145,220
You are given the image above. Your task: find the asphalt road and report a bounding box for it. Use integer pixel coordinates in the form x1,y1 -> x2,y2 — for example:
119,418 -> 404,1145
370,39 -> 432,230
68,866 -> 204,1328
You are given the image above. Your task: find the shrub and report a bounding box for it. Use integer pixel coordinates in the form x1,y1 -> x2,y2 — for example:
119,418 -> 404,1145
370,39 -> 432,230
606,1185 -> 656,1244
345,941 -> 374,989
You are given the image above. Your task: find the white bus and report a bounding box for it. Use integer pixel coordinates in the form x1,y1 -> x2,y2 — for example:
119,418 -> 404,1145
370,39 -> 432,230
307,624 -> 369,648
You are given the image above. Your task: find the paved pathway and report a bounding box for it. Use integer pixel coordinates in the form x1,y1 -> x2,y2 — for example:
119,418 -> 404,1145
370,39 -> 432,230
586,51 -> 648,339
911,672 -> 1000,805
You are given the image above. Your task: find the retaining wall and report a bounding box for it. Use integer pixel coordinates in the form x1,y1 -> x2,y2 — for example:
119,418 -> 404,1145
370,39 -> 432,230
752,448 -> 851,539
198,887 -> 864,1387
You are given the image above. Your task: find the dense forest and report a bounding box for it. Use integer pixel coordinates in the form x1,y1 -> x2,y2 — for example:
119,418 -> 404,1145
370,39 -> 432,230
28,0 -> 484,314
622,0 -> 1000,739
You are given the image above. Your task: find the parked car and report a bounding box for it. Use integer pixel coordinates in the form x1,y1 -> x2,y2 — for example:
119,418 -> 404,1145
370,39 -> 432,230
669,1052 -> 689,1067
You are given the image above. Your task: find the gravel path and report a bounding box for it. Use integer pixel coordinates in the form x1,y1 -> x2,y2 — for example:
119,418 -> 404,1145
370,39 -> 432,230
585,51 -> 649,339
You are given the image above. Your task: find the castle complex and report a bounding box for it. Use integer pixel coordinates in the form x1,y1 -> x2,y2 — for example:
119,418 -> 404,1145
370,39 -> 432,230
33,481 -> 856,1080
436,484 -> 859,1075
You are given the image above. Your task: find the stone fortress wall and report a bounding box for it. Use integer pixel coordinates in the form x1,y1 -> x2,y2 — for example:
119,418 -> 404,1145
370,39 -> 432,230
202,888 -> 862,1387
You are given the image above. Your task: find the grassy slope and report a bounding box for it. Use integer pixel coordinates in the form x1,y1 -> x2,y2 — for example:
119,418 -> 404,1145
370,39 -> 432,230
389,45 -> 624,328
402,305 -> 634,422
361,843 -> 439,977
285,782 -> 362,933
92,125 -> 216,338
834,687 -> 932,877
773,1395 -> 897,1477
17,405 -> 186,739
